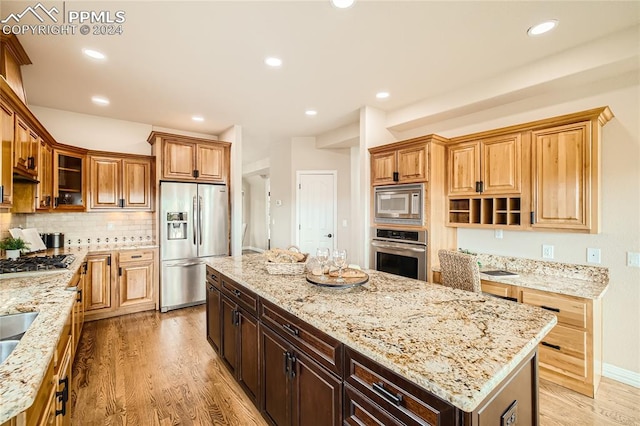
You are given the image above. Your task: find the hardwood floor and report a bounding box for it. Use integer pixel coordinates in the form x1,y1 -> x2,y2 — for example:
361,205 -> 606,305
72,306 -> 640,426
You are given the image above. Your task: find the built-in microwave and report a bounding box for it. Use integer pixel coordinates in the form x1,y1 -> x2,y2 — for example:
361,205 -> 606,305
374,184 -> 423,225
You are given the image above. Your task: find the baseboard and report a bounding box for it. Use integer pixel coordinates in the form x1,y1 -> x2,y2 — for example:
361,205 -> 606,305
242,246 -> 265,253
603,363 -> 640,388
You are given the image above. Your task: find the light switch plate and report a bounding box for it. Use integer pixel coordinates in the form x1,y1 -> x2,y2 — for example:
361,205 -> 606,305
587,248 -> 601,264
542,245 -> 554,259
628,252 -> 640,268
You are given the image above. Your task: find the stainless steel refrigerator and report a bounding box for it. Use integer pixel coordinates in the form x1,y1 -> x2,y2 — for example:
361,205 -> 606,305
160,182 -> 228,312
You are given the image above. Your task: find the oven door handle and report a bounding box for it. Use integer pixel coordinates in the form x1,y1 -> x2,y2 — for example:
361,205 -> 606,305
371,242 -> 426,252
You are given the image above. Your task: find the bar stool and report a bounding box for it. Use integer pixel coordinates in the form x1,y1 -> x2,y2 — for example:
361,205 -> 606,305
437,249 -> 481,293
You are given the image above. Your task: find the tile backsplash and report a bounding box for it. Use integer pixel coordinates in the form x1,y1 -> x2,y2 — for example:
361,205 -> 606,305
0,212 -> 155,246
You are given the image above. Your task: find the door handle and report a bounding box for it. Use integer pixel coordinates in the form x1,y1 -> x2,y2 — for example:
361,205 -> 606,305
199,195 -> 203,246
166,261 -> 204,268
193,196 -> 197,245
325,234 -> 332,238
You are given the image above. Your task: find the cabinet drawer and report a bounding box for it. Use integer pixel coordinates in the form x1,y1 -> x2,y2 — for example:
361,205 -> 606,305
481,281 -> 517,301
260,298 -> 343,376
206,266 -> 221,289
344,384 -> 403,426
539,324 -> 587,379
521,289 -> 588,328
220,275 -> 258,317
345,347 -> 456,426
119,250 -> 154,263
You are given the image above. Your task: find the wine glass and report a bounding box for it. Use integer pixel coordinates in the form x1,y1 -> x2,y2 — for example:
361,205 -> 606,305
316,248 -> 330,281
333,249 -> 347,282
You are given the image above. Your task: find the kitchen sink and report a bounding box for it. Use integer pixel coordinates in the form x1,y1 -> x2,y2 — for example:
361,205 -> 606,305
483,270 -> 519,277
0,312 -> 39,341
0,340 -> 20,364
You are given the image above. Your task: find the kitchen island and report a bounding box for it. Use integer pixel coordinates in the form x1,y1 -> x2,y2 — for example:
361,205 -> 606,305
205,254 -> 557,425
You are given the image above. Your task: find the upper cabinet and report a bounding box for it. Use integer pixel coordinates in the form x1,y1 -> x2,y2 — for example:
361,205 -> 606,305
370,140 -> 428,185
36,140 -> 53,210
14,115 -> 39,177
448,133 -> 521,196
88,154 -> 153,211
147,132 -> 230,184
0,98 -> 14,208
53,148 -> 86,211
446,107 -> 613,233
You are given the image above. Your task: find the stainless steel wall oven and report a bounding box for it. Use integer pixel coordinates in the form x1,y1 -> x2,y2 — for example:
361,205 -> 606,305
370,227 -> 427,281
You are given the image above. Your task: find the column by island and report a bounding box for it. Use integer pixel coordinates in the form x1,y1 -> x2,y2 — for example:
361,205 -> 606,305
205,253 -> 557,426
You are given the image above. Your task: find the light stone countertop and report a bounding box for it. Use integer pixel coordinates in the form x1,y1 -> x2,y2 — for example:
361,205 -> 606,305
433,253 -> 609,300
205,254 -> 558,413
0,249 -> 87,424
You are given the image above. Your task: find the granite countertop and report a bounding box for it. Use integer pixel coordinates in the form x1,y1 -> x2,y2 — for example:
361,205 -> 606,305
205,254 -> 557,413
0,249 -> 87,423
432,253 -> 609,300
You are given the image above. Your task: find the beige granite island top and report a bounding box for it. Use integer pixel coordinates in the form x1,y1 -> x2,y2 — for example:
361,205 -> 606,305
433,253 -> 609,300
0,249 -> 87,424
206,254 -> 558,413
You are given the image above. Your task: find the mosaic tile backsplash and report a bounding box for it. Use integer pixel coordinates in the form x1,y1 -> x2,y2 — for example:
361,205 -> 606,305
0,212 -> 156,246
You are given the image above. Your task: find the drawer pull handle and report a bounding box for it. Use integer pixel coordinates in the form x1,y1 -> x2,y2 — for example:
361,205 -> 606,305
282,323 -> 300,336
210,274 -> 218,281
283,351 -> 289,374
233,289 -> 242,297
77,289 -> 83,303
541,305 -> 560,313
372,382 -> 403,406
541,341 -> 561,351
131,255 -> 142,259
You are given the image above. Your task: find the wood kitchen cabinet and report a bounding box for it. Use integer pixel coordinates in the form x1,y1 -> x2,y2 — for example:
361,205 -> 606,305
146,133 -> 230,183
37,140 -> 53,210
206,268 -> 222,353
88,154 -> 153,211
0,98 -> 14,208
219,274 -> 260,404
85,253 -> 112,314
53,148 -> 86,211
117,249 -> 155,310
14,115 -> 39,178
530,108 -> 612,233
370,141 -> 428,185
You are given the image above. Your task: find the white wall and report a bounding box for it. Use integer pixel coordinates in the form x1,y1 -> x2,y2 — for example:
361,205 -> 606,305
269,139 -> 293,249
290,137 -> 352,257
243,175 -> 268,250
394,80 -> 640,377
220,125 -> 243,256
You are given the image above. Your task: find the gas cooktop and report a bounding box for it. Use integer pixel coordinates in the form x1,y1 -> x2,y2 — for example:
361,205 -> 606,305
0,254 -> 76,275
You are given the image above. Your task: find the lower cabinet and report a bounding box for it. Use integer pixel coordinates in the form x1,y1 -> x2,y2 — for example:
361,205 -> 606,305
261,325 -> 342,426
85,248 -> 157,321
206,275 -> 222,353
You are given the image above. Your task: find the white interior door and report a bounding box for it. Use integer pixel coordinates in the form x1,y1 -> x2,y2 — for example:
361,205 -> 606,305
297,172 -> 336,255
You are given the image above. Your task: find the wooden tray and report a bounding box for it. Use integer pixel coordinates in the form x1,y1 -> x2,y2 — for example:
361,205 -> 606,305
305,272 -> 369,289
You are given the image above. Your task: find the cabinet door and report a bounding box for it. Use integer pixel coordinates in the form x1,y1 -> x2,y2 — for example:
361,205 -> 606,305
122,157 -> 152,209
0,99 -> 14,206
55,341 -> 72,426
89,156 -> 121,209
118,260 -> 154,307
261,326 -> 291,426
397,144 -> 428,183
53,150 -> 85,211
532,122 -> 590,230
448,142 -> 480,195
221,296 -> 238,374
37,141 -> 53,210
85,254 -> 112,312
14,116 -> 30,172
197,143 -> 226,182
371,151 -> 397,186
206,283 -> 221,353
237,308 -> 259,404
163,140 -> 196,180
291,350 -> 342,426
481,134 -> 521,194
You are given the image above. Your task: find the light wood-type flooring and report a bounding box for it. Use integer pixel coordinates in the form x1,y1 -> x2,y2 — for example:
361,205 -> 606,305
71,305 -> 640,426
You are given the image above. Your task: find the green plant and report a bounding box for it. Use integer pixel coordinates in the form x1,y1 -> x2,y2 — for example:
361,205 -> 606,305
0,237 -> 30,250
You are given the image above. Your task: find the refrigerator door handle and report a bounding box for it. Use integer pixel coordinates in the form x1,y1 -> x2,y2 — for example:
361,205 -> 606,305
193,196 -> 197,245
199,195 -> 203,246
166,261 -> 205,268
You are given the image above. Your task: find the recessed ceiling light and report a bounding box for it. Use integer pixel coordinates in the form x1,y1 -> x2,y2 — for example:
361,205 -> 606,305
192,116 -> 204,122
91,96 -> 109,106
82,48 -> 106,60
527,20 -> 558,36
331,0 -> 355,8
376,91 -> 390,99
305,110 -> 317,116
265,57 -> 283,67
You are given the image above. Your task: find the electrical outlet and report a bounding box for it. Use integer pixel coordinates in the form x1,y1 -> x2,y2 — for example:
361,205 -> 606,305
107,222 -> 114,230
542,245 -> 554,259
628,252 -> 640,268
494,229 -> 503,239
587,248 -> 601,264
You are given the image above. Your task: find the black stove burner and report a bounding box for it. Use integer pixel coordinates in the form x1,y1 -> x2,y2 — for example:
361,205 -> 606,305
0,254 -> 75,274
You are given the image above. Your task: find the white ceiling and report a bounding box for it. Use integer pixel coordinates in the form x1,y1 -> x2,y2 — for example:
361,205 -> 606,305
4,1 -> 640,164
